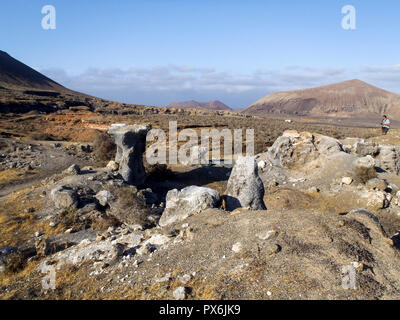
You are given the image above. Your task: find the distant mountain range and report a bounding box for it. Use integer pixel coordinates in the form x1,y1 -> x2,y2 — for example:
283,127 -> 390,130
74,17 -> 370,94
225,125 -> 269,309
166,100 -> 232,111
242,79 -> 400,120
2,50 -> 400,120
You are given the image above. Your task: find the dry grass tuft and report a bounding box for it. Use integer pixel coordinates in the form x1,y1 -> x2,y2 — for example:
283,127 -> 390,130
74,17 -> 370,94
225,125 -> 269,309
92,130 -> 116,166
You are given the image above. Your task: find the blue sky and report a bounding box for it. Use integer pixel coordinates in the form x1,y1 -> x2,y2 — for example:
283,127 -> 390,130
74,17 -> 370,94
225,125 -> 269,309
1,0 -> 400,108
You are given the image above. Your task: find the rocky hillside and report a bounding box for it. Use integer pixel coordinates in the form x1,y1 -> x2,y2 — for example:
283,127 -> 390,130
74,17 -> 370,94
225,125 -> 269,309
166,100 -> 232,111
0,51 -> 110,113
0,50 -> 68,92
2,123 -> 400,299
243,80 -> 400,120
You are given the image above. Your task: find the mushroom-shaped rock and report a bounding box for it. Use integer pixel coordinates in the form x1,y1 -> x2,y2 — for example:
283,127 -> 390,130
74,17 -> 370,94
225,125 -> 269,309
159,186 -> 220,227
108,124 -> 151,185
224,156 -> 267,211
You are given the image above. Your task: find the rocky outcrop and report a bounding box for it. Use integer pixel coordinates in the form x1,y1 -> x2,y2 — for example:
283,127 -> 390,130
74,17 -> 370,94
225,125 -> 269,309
50,186 -> 78,209
266,130 -> 343,169
354,141 -> 379,157
225,156 -> 267,211
375,146 -> 400,175
159,186 -> 221,227
108,124 -> 151,185
342,138 -> 400,175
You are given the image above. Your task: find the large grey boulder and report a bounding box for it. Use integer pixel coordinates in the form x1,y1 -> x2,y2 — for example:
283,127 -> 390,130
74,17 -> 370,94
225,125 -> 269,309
341,139 -> 379,157
266,130 -> 343,169
355,141 -> 379,157
108,124 -> 152,185
95,190 -> 115,207
50,186 -> 78,209
159,186 -> 221,227
375,146 -> 400,175
225,156 -> 267,211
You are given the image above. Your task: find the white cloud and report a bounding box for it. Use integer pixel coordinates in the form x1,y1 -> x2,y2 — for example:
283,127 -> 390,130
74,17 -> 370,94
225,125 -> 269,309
39,64 -> 400,109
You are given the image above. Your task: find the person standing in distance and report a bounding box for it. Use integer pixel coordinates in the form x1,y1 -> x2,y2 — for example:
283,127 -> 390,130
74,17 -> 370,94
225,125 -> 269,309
381,115 -> 391,136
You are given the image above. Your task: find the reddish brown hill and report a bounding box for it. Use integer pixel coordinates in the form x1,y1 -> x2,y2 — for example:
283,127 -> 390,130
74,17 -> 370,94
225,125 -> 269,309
243,80 -> 400,120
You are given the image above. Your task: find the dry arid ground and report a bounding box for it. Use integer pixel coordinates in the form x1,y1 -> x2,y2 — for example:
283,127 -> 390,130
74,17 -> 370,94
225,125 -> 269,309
1,108 -> 400,300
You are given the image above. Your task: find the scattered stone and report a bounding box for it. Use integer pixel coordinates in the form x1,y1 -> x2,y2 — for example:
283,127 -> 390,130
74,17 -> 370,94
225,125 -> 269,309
95,190 -> 114,207
351,261 -> 364,272
263,243 -> 281,256
364,191 -> 389,210
145,234 -> 171,246
342,177 -> 353,185
366,178 -> 388,191
178,274 -> 191,285
258,160 -> 266,170
257,230 -> 279,241
173,286 -> 188,300
64,164 -> 81,175
106,161 -> 119,172
225,156 -> 267,211
159,186 -> 220,227
232,242 -> 243,253
155,272 -> 172,283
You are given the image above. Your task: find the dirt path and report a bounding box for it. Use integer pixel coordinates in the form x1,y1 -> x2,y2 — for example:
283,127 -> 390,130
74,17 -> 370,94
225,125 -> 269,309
0,139 -> 93,198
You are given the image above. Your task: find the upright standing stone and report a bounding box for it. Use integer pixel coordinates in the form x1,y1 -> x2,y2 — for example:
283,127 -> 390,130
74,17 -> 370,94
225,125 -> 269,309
108,124 -> 151,185
225,156 -> 267,211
